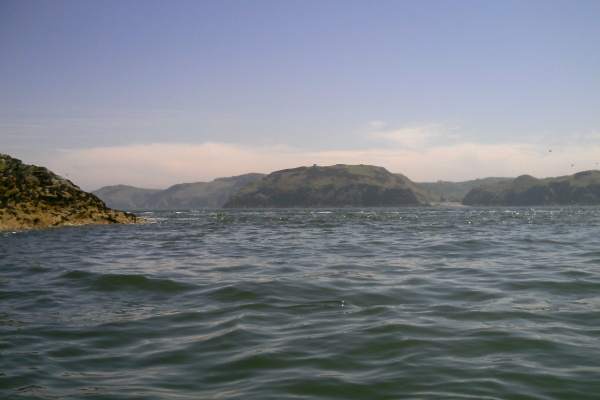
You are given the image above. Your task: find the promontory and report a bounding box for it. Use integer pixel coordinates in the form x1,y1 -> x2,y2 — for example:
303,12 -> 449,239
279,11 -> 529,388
0,154 -> 146,231
223,164 -> 432,208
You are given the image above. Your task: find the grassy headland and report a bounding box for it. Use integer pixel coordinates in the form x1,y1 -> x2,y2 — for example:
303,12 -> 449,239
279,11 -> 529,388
223,164 -> 433,208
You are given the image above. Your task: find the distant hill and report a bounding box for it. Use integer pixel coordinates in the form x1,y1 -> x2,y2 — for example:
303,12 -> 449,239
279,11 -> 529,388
416,177 -> 513,202
223,164 -> 432,208
93,173 -> 265,210
91,185 -> 162,210
462,170 -> 600,206
0,154 -> 145,231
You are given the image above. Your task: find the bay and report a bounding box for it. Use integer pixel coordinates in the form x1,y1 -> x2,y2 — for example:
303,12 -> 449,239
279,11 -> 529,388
1,207 -> 599,399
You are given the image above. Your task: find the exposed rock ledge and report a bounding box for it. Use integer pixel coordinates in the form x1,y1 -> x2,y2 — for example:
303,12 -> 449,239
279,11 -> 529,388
0,154 -> 147,231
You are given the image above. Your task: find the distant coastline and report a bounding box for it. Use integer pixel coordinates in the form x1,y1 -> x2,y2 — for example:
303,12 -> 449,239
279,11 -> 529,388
430,201 -> 468,207
93,166 -> 600,210
4,153 -> 600,231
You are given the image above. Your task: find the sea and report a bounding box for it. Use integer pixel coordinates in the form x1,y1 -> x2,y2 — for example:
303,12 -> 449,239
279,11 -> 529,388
1,207 -> 599,399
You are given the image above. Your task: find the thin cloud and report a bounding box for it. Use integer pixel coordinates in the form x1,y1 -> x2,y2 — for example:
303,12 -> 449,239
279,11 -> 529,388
48,142 -> 306,190
368,123 -> 460,149
44,140 -> 600,191
368,120 -> 387,130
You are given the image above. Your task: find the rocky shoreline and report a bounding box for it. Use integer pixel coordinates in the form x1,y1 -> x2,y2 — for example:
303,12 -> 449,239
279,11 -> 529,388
0,154 -> 147,231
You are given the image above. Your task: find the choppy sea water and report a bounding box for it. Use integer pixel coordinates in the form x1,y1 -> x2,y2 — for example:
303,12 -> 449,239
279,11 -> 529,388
1,207 -> 600,399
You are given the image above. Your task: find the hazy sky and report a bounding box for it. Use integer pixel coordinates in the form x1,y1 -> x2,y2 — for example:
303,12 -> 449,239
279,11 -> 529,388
2,0 -> 599,190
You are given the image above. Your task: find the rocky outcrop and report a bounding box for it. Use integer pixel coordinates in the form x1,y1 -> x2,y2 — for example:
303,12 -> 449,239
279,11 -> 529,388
0,154 -> 146,231
93,173 -> 265,210
462,170 -> 600,206
223,164 -> 431,208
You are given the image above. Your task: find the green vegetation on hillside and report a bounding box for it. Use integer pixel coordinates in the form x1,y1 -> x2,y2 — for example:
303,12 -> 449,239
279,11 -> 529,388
223,164 -> 429,208
93,173 -> 265,210
416,177 -> 513,202
462,170 -> 600,206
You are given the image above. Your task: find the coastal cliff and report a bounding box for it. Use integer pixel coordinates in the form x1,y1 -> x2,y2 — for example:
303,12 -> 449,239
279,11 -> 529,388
0,154 -> 145,231
223,164 -> 432,208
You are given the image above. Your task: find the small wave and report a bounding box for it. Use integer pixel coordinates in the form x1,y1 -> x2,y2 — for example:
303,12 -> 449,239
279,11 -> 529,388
4,207 -> 600,400
500,279 -> 600,296
60,270 -> 194,293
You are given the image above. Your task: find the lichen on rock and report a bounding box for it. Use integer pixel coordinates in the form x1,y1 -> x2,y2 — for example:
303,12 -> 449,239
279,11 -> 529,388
0,154 -> 147,231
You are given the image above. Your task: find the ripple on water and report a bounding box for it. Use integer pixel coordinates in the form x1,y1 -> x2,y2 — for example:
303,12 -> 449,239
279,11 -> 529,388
2,208 -> 600,399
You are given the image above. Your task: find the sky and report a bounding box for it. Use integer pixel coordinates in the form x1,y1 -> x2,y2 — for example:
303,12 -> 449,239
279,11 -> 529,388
1,0 -> 599,190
